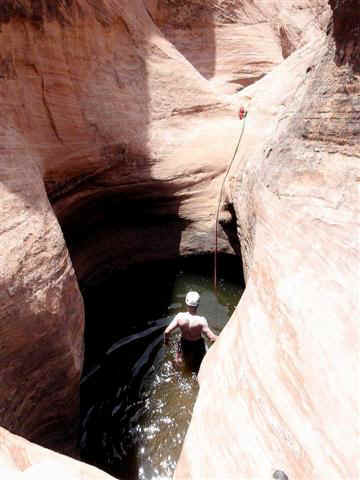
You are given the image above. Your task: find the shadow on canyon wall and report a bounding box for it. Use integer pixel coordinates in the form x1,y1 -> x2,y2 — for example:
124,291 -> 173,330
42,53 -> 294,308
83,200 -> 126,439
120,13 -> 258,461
51,6 -> 212,286
152,0 -> 216,79
46,0 -> 217,369
330,0 -> 360,72
0,0 -> 240,460
37,0 -> 218,290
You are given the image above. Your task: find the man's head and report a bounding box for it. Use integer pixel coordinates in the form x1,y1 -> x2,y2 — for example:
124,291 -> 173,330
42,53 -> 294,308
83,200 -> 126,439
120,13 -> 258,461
185,291 -> 200,310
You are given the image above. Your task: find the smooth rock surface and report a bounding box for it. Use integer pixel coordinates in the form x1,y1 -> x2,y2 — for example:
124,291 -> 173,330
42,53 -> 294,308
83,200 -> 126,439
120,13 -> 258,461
0,0 -> 238,452
0,146 -> 84,449
0,0 -> 330,288
176,4 -> 359,478
0,0 -> 357,479
149,0 -> 330,93
0,428 -> 116,480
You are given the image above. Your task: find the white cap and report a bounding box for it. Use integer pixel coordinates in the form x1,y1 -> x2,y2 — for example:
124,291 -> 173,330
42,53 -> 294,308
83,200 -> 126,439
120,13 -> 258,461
185,291 -> 200,307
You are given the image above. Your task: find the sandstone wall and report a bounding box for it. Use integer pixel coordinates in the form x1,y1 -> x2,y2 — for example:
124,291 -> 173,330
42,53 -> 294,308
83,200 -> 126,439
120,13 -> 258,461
148,0 -> 330,93
0,0 -> 238,450
0,427 -> 117,480
0,134 -> 84,450
0,0 -> 355,479
0,0 -> 329,288
176,1 -> 359,478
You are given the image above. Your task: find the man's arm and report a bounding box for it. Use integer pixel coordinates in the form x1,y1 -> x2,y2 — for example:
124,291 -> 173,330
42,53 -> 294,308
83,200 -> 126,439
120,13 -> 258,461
163,316 -> 179,345
202,324 -> 218,343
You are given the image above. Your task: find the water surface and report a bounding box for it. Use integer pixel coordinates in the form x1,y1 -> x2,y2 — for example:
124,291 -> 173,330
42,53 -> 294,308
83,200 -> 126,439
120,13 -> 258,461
80,255 -> 243,479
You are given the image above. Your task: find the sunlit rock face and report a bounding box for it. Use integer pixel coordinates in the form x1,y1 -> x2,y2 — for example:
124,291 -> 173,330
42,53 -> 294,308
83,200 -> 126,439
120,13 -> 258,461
0,0 -> 355,479
176,2 -> 359,479
0,0 -> 243,287
0,0 -> 330,287
148,0 -> 330,93
0,0 -> 238,454
0,427 -> 117,480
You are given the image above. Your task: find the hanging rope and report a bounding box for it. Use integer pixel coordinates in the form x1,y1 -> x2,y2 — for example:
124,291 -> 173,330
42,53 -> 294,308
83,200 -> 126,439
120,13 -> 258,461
214,107 -> 247,293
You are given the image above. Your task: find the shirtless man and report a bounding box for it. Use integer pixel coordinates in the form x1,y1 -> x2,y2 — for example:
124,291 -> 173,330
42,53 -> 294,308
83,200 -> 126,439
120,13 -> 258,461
163,291 -> 218,368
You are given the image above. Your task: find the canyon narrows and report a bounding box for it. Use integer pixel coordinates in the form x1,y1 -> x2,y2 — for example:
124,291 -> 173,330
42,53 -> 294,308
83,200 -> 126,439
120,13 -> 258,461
0,1 -> 358,480
80,255 -> 244,479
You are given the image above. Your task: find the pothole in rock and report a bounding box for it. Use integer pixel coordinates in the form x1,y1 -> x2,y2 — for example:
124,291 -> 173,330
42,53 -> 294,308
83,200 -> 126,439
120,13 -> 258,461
79,254 -> 244,480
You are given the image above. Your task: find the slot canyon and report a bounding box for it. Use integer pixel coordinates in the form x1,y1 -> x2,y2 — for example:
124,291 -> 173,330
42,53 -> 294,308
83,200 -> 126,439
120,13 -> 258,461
0,1 -> 358,479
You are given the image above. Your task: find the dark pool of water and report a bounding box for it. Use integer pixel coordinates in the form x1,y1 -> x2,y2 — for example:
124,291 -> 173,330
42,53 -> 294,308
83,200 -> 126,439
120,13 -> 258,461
80,254 -> 244,480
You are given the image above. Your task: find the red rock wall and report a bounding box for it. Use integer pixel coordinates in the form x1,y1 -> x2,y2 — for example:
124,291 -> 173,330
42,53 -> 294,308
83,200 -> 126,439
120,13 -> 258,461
148,0 -> 330,92
176,2 -> 359,478
0,0 -> 329,290
1,1 -> 355,479
0,136 -> 84,451
0,427 -> 117,479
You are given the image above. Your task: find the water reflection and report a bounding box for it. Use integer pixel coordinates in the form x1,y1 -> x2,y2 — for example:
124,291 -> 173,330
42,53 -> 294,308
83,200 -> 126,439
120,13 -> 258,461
80,255 -> 243,479
135,344 -> 198,480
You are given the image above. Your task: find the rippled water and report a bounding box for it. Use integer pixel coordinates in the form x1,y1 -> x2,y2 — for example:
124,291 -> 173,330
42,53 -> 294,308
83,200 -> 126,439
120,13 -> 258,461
80,255 -> 243,479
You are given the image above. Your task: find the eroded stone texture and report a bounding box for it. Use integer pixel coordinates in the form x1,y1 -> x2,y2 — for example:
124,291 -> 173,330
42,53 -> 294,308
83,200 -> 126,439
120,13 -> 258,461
0,0 -> 249,287
0,0 -> 357,479
176,5 -> 359,479
147,0 -> 330,93
0,136 -> 84,450
0,0 -> 239,451
0,0 -> 331,290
